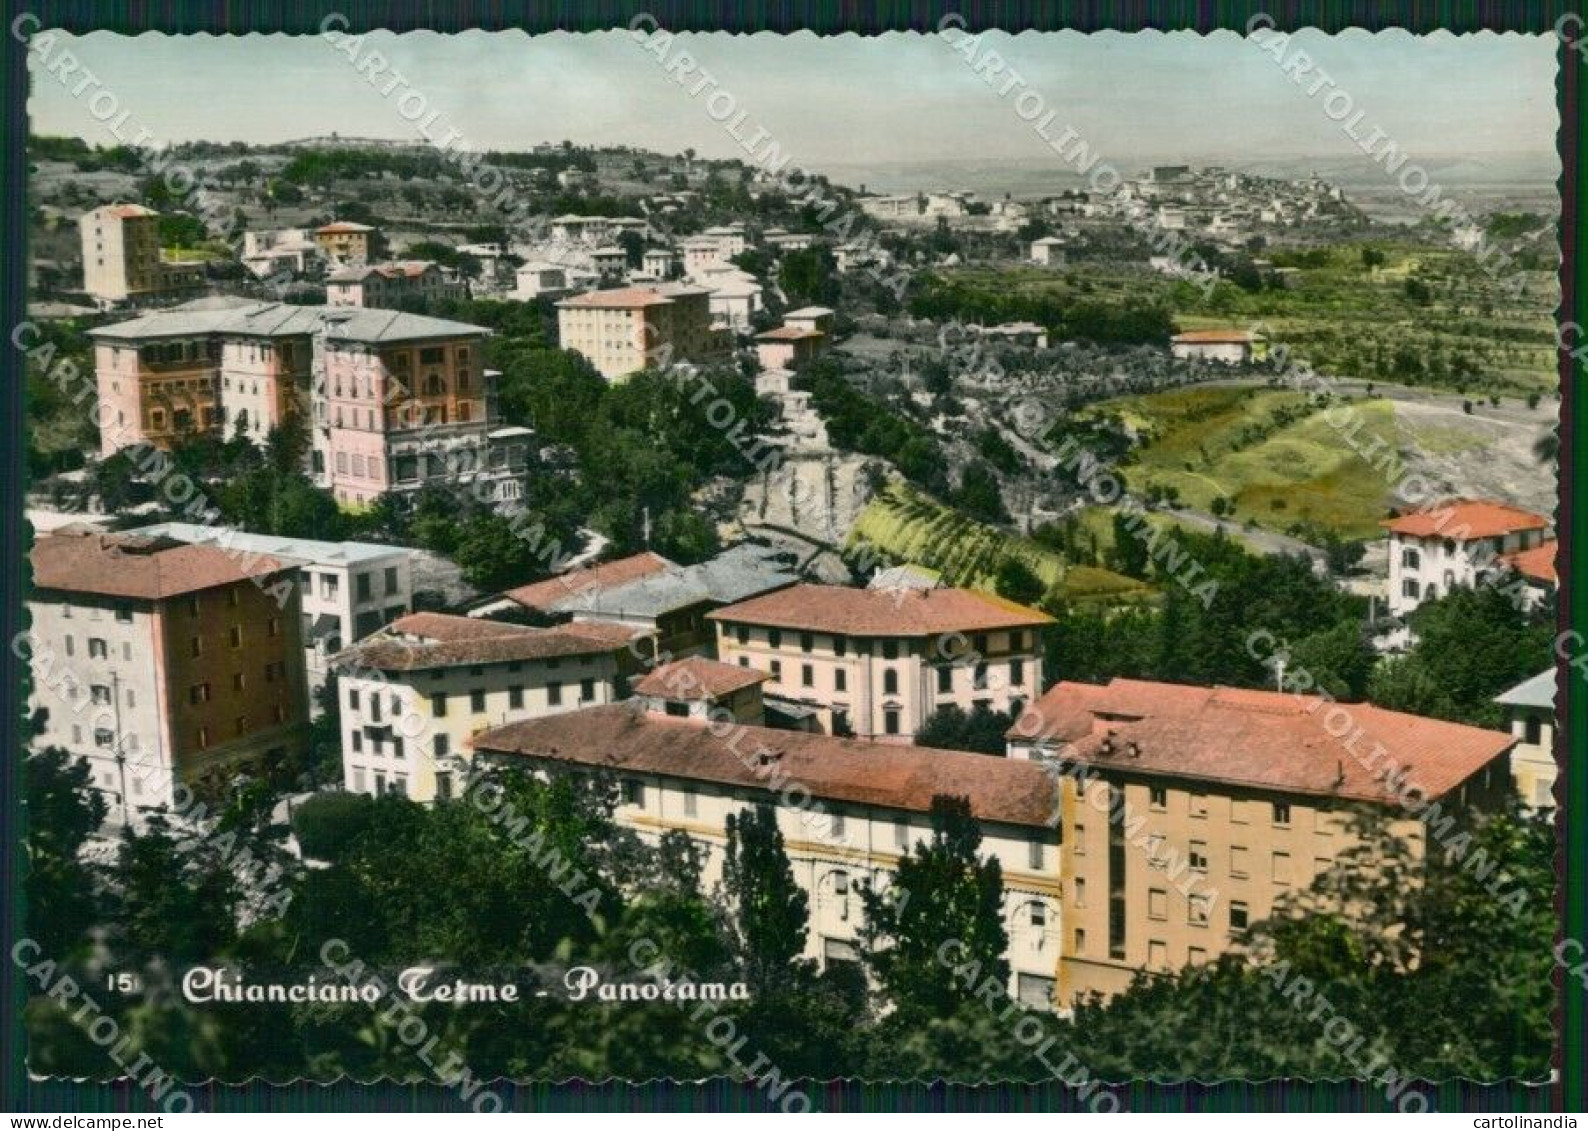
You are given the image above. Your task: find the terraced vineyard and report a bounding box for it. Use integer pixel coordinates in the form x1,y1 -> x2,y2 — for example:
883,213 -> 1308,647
847,483 -> 1154,606
1083,386 -> 1402,540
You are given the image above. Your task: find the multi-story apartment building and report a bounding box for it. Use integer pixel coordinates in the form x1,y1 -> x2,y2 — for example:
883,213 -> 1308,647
1383,499 -> 1552,617
473,666 -> 1065,1008
326,261 -> 467,309
78,203 -> 205,307
90,301 -> 527,509
556,283 -> 720,380
1006,677 -> 1516,1006
314,221 -> 378,266
1495,669 -> 1557,813
26,527 -> 310,816
124,522 -> 415,714
332,613 -> 636,803
707,585 -> 1052,742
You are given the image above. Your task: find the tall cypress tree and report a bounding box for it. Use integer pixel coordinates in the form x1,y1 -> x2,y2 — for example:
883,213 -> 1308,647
860,795 -> 1009,1018
721,804 -> 809,989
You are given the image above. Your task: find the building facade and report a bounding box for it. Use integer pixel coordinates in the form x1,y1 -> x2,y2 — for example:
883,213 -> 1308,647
1495,669 -> 1557,813
556,284 -> 720,380
1382,499 -> 1553,617
314,221 -> 377,266
472,679 -> 1066,1009
707,585 -> 1051,742
326,261 -> 467,309
123,522 -> 415,715
332,613 -> 635,803
1169,330 -> 1261,364
1007,677 -> 1515,1005
90,301 -> 525,509
26,528 -> 310,816
79,203 -> 204,307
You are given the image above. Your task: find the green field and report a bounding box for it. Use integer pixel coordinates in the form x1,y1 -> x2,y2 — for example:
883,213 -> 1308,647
1081,386 -> 1401,540
930,239 -> 1557,393
848,483 -> 1154,606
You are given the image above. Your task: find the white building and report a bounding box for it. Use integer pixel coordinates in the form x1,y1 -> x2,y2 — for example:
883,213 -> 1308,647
242,228 -> 322,279
1169,330 -> 1261,364
515,261 -> 570,300
1029,236 -> 1066,266
332,612 -> 637,803
707,275 -> 765,332
124,522 -> 416,714
474,674 -> 1064,1008
1381,500 -> 1553,618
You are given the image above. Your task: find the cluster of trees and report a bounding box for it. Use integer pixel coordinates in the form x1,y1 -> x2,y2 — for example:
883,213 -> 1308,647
907,275 -> 1176,346
22,738 -> 1551,1088
1036,523 -> 1552,727
485,325 -> 773,564
794,360 -> 948,495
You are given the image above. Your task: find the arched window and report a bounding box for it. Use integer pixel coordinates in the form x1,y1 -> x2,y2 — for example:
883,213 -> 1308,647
883,669 -> 899,696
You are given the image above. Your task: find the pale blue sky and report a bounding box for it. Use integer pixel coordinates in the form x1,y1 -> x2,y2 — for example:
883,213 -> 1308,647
27,28 -> 1557,171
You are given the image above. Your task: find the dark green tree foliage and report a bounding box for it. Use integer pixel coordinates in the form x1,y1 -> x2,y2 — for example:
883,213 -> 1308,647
860,796 -> 1009,1018
916,704 -> 1019,756
721,805 -> 810,989
106,815 -> 242,965
950,461 -> 1009,524
23,747 -> 107,955
290,790 -> 381,860
1370,585 -> 1555,727
778,245 -> 842,306
908,273 -> 1175,345
795,359 -> 948,494
993,555 -> 1046,606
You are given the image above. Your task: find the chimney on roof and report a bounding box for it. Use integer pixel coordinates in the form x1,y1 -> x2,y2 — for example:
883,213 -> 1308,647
1126,741 -> 1141,758
1099,729 -> 1117,757
1333,760 -> 1346,788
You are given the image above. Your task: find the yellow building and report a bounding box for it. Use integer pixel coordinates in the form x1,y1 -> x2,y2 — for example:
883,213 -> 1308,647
1007,678 -> 1517,1005
556,283 -> 719,380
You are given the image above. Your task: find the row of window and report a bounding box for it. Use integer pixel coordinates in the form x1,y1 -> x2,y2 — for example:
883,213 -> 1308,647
1138,791 -> 1294,825
194,705 -> 290,750
188,663 -> 288,703
58,604 -> 135,623
728,626 -> 1029,659
349,678 -> 600,718
186,621 -> 280,658
743,656 -> 1025,696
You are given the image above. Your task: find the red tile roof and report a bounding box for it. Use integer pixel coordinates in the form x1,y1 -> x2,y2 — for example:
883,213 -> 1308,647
1500,540 -> 1557,585
30,530 -> 291,601
708,584 -> 1053,636
1381,499 -> 1550,540
558,287 -> 675,309
1009,678 -> 1513,805
335,613 -> 635,672
106,204 -> 157,220
502,553 -> 676,613
473,702 -> 1056,828
316,222 -> 375,234
634,656 -> 769,701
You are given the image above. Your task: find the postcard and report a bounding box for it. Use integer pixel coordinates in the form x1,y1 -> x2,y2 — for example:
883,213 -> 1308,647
5,7 -> 1577,1116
